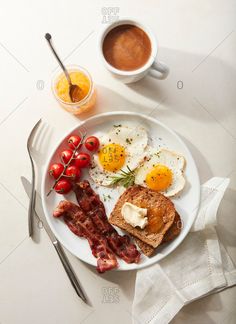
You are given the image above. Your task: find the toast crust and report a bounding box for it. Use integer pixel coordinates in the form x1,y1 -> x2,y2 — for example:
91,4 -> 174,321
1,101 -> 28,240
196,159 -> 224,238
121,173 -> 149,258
135,212 -> 182,256
109,185 -> 176,248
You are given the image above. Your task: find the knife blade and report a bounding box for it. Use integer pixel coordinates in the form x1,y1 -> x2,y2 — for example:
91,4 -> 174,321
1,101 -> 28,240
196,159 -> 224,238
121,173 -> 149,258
21,176 -> 56,241
21,176 -> 87,303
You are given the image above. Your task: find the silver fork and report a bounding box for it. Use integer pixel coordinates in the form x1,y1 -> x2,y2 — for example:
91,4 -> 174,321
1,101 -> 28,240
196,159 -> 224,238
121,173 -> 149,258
26,119 -> 87,303
27,119 -> 42,237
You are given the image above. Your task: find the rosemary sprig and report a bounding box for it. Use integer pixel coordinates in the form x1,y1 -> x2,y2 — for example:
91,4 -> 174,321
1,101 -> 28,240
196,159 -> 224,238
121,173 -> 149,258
110,166 -> 136,188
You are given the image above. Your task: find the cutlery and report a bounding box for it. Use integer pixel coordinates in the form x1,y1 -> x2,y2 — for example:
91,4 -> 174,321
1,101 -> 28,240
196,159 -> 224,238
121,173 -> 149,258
27,119 -> 42,237
21,176 -> 87,303
45,33 -> 82,103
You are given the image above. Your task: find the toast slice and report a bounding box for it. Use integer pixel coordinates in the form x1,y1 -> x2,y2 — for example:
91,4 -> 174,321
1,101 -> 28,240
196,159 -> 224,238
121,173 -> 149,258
109,185 -> 176,248
135,212 -> 182,256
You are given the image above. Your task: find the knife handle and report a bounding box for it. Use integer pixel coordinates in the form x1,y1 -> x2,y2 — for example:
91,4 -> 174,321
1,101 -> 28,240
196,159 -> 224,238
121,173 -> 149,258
53,240 -> 87,303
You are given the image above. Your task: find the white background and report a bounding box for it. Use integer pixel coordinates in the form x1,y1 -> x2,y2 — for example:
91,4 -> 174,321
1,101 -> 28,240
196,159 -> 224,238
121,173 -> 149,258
0,0 -> 235,323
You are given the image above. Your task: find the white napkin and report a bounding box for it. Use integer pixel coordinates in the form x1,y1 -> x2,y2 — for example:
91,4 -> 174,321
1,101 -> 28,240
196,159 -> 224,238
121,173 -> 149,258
132,177 -> 236,324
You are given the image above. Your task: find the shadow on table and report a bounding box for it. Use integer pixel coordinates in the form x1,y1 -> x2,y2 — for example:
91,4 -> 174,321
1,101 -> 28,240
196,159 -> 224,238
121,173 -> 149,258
126,47 -> 236,130
83,262 -> 137,301
178,134 -> 213,183
77,84 -> 156,121
217,183 -> 236,251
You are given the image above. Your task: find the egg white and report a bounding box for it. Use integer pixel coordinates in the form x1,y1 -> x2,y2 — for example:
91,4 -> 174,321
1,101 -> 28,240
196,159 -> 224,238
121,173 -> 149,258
134,146 -> 186,197
89,125 -> 148,186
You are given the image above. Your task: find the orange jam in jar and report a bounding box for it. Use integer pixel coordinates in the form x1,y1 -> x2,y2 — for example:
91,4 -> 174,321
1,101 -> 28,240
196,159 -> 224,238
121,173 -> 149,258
52,65 -> 96,115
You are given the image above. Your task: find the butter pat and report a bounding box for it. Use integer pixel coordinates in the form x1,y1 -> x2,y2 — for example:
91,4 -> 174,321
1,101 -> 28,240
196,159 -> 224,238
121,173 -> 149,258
121,202 -> 148,229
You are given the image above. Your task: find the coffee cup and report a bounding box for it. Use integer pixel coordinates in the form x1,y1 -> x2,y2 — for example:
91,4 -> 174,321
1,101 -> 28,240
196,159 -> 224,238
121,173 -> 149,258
99,19 -> 169,84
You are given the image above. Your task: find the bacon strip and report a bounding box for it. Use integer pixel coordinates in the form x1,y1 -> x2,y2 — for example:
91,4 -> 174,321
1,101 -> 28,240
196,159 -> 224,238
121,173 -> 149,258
73,181 -> 140,264
53,200 -> 118,273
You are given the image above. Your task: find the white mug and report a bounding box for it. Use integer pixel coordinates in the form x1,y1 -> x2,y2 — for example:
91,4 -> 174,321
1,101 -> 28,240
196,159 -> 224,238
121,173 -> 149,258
98,19 -> 169,84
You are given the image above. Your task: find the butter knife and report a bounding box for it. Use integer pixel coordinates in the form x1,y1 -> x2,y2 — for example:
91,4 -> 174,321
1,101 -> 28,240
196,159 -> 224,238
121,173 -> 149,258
21,176 -> 87,303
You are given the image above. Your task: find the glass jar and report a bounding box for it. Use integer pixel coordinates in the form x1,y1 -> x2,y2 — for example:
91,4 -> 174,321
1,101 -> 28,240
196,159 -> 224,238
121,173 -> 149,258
52,65 -> 96,115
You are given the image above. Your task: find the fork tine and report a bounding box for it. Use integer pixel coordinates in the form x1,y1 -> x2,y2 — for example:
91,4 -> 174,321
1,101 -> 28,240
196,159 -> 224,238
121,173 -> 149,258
78,126 -> 88,137
33,122 -> 47,150
39,124 -> 53,153
27,119 -> 42,149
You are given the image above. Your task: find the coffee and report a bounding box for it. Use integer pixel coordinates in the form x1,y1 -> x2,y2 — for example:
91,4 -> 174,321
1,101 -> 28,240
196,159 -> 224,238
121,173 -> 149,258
102,24 -> 151,71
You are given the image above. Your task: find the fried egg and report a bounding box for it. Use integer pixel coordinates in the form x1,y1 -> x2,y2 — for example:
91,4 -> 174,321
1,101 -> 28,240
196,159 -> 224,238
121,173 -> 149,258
135,147 -> 186,196
89,125 -> 148,186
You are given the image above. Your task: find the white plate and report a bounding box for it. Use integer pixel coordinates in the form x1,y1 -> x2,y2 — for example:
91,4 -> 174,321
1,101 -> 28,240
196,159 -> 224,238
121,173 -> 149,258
41,111 -> 200,271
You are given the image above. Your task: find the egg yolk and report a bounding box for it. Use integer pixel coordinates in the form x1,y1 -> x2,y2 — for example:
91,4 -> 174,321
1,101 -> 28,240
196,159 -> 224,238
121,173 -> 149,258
145,164 -> 173,191
98,144 -> 125,172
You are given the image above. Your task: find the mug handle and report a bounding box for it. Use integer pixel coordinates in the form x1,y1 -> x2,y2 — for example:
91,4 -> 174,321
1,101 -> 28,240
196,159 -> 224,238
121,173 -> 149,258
148,61 -> 169,80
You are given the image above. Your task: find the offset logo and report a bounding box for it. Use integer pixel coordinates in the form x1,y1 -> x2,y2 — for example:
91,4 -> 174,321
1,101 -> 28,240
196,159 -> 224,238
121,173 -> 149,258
101,7 -> 119,24
36,80 -> 45,90
177,80 -> 183,89
102,287 -> 120,303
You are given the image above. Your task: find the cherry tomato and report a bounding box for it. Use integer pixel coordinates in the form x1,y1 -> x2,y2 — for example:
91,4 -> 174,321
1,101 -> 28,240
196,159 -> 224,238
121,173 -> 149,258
65,165 -> 81,180
54,179 -> 72,194
49,163 -> 64,179
60,149 -> 73,164
85,136 -> 100,151
74,152 -> 91,168
68,135 -> 82,149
